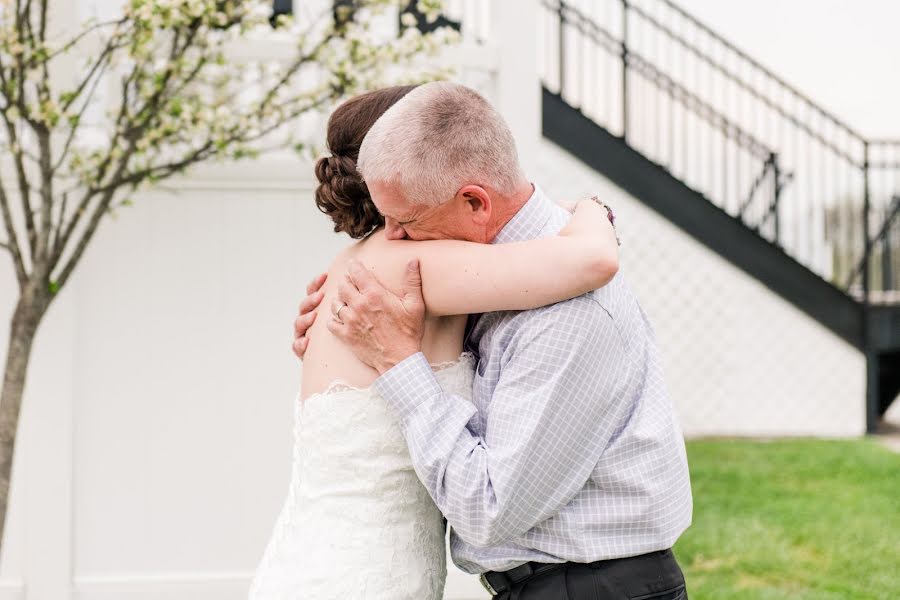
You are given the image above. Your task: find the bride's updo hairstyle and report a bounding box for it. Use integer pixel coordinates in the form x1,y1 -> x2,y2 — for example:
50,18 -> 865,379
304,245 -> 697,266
314,85 -> 418,238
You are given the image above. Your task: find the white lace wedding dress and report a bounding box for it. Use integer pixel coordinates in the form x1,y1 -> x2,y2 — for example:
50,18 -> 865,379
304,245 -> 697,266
248,353 -> 475,600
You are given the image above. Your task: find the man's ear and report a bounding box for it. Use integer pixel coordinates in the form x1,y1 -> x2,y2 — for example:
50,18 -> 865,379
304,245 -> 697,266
458,185 -> 492,225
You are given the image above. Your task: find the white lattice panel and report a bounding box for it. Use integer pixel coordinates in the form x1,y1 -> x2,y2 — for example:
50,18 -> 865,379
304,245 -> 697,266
535,139 -> 866,437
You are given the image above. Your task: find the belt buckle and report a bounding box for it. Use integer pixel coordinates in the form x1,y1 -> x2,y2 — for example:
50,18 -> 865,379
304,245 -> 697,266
479,573 -> 499,596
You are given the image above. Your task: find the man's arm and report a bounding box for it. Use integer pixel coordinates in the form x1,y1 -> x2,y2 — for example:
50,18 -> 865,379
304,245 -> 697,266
374,297 -> 632,547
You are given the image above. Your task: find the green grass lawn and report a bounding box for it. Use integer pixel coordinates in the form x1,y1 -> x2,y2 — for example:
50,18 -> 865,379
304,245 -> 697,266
673,439 -> 900,600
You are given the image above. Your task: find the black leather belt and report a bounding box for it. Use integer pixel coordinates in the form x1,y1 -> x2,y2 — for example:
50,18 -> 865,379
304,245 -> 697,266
479,549 -> 681,598
479,561 -> 566,596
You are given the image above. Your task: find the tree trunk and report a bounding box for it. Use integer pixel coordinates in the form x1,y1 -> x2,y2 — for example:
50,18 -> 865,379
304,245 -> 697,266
0,287 -> 49,551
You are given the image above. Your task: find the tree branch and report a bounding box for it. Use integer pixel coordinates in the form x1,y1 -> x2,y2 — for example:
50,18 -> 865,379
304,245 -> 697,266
51,191 -> 66,252
48,31 -> 156,272
20,0 -> 34,47
48,186 -> 93,273
37,0 -> 47,44
130,25 -> 194,129
90,89 -> 335,197
51,55 -> 111,174
0,117 -> 36,261
47,69 -> 135,268
58,30 -> 123,114
53,139 -> 139,290
42,0 -> 451,290
33,120 -> 53,264
51,18 -> 214,285
0,49 -> 13,114
0,172 -> 27,288
26,0 -> 54,265
11,3 -> 30,118
45,18 -> 126,63
53,82 -> 330,283
255,33 -> 332,114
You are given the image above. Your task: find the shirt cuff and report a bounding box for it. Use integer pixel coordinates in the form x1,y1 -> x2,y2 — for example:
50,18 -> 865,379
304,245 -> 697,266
373,352 -> 444,421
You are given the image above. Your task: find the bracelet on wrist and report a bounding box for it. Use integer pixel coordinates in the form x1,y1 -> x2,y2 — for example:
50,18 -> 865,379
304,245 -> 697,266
589,196 -> 621,246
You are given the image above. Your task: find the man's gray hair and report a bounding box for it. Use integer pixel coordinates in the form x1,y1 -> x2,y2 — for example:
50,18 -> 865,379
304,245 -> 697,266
357,82 -> 527,207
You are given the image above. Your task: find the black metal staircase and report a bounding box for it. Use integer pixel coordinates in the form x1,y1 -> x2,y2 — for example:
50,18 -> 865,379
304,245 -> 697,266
539,0 -> 900,431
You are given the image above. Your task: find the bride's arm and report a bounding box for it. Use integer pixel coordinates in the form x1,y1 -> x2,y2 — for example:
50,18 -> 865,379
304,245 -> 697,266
373,197 -> 620,317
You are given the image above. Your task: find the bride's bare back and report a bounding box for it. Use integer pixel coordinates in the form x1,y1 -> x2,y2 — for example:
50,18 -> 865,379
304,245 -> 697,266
300,231 -> 468,400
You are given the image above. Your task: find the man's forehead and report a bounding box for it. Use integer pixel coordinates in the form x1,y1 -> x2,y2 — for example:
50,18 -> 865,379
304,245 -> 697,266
371,183 -> 420,220
375,198 -> 415,220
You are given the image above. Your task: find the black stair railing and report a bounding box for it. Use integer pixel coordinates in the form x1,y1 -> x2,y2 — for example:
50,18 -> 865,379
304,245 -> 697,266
861,145 -> 900,304
851,192 -> 900,302
540,0 -> 900,304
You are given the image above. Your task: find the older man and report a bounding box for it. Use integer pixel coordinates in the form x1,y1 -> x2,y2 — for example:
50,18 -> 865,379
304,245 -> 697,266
294,82 -> 692,600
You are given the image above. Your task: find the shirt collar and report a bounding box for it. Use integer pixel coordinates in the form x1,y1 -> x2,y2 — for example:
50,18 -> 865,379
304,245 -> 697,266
491,183 -> 555,245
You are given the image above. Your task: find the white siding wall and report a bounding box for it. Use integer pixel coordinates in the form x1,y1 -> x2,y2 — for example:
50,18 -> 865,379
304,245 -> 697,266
0,159 -> 486,599
0,0 -> 866,597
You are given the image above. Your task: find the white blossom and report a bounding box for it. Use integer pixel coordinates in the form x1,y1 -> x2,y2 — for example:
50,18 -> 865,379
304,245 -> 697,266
401,12 -> 418,28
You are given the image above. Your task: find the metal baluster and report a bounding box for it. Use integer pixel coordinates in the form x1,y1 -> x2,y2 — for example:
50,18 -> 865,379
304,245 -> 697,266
558,1 -> 566,97
733,63 -> 741,223
862,141 -> 870,302
668,8 -> 675,172
803,103 -> 816,271
633,3 -> 641,151
680,15 -> 689,180
707,33 -> 715,201
584,2 -> 593,120
769,151 -> 780,244
606,0 -> 615,127
721,47 -> 729,212
789,94 -> 800,260
621,0 -> 629,141
655,3 -> 662,160
575,0 -> 582,108
884,158 -> 896,293
891,145 -> 900,293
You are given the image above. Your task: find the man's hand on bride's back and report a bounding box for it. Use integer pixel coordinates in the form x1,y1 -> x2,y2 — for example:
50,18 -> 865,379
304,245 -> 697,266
293,273 -> 327,360
327,258 -> 426,374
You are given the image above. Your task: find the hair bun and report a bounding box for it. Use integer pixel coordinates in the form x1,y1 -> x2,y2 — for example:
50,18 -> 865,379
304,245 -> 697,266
314,154 -> 384,239
320,154 -> 357,181
313,85 -> 417,238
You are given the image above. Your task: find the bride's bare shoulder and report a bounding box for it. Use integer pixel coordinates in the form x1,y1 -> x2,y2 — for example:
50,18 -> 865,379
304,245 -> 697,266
339,232 -> 421,297
325,238 -> 363,274
319,230 -> 398,285
323,231 -> 383,280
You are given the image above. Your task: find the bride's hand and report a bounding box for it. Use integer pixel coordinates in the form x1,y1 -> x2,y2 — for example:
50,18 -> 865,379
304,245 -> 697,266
293,273 -> 327,359
555,198 -> 578,213
559,196 -> 619,246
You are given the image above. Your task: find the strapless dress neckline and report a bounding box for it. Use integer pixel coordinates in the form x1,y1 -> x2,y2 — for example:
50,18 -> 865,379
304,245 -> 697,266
307,350 -> 477,400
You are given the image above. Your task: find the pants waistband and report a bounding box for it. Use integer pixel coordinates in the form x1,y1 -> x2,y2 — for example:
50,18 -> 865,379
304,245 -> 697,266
480,548 -> 681,597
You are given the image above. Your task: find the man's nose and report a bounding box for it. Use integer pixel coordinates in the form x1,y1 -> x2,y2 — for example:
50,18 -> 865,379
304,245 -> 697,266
384,220 -> 408,240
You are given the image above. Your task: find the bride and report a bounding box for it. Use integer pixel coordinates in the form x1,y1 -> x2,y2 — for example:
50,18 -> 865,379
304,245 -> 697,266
248,85 -> 620,599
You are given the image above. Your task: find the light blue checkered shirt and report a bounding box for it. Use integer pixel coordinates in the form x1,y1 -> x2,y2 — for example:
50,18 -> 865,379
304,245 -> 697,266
373,184 -> 693,574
